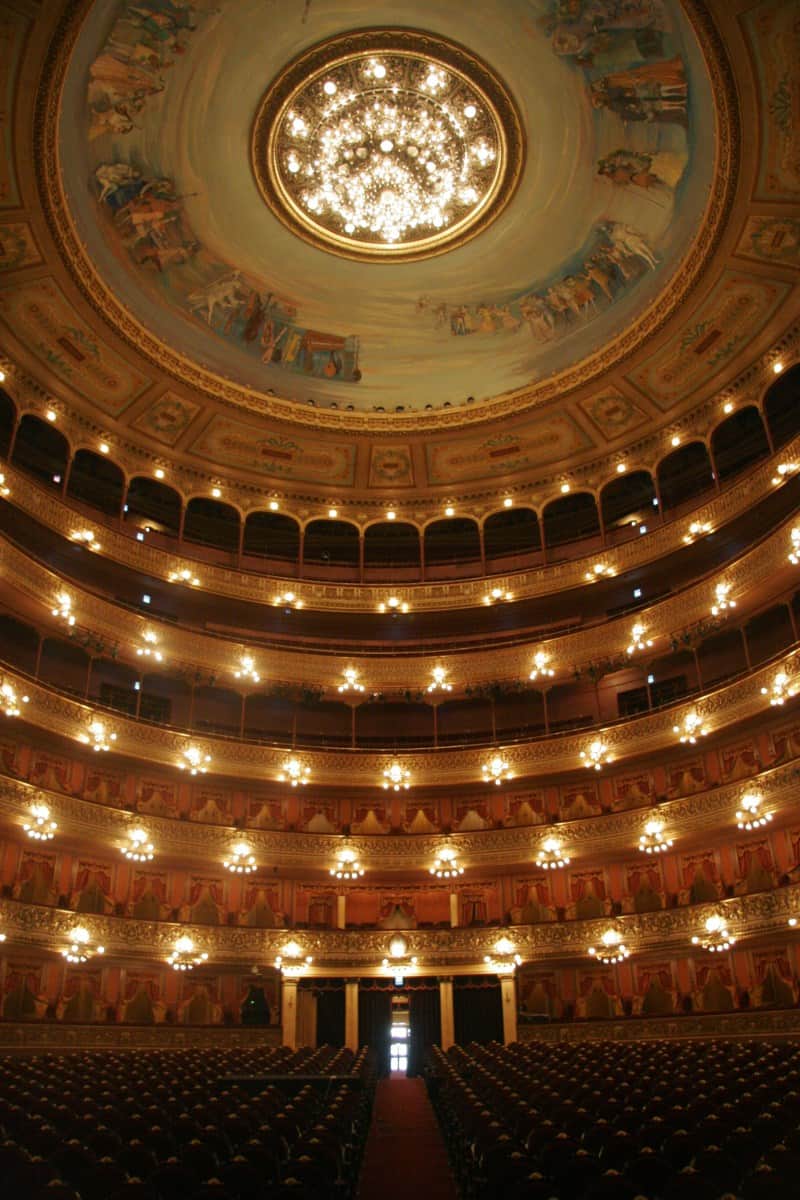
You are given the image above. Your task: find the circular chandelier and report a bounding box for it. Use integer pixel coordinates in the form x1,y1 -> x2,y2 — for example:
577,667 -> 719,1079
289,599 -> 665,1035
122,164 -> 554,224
481,752 -> 513,786
24,802 -> 57,841
168,935 -> 209,971
330,846 -> 365,880
588,928 -> 630,965
223,842 -> 257,874
692,914 -> 735,953
252,28 -> 523,262
430,845 -> 464,878
62,926 -> 104,964
121,828 -> 154,862
536,836 -> 570,870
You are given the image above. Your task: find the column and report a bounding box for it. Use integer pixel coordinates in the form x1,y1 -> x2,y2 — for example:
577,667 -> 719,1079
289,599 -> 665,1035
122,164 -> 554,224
500,975 -> 518,1046
439,977 -> 455,1051
449,892 -> 459,928
345,979 -> 359,1052
281,977 -> 299,1049
336,893 -> 346,930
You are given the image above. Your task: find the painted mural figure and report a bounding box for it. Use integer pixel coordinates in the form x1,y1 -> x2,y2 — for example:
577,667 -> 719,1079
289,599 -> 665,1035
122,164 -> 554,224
589,57 -> 688,124
597,148 -> 685,190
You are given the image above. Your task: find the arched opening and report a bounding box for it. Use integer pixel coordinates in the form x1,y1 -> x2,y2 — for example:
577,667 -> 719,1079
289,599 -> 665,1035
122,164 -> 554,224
11,414 -> 69,489
424,518 -> 481,575
542,493 -> 601,554
764,363 -> 800,449
192,685 -> 242,737
710,406 -> 771,482
303,519 -> 360,569
242,511 -> 300,564
0,390 -> 17,459
656,442 -> 715,516
600,471 -> 657,539
183,497 -> 240,554
484,508 -> 542,567
745,604 -> 795,667
363,522 -> 421,575
696,628 -> 748,687
38,637 -> 89,698
0,614 -> 39,675
67,449 -> 125,516
124,476 -> 182,539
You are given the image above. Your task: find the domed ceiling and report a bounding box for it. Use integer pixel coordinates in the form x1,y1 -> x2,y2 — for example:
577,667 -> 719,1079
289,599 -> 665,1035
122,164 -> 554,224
57,0 -> 720,414
2,0 -> 798,501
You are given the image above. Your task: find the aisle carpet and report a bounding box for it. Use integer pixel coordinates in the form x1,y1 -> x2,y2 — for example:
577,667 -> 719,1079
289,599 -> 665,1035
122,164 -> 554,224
357,1076 -> 458,1200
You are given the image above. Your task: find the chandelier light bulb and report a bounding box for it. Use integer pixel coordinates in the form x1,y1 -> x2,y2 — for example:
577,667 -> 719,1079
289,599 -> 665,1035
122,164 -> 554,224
430,844 -> 464,878
482,586 -> 513,605
584,563 -> 615,583
274,590 -> 304,609
529,651 -> 554,681
223,842 -> 257,873
789,529 -> 800,565
735,792 -> 772,830
536,836 -> 570,870
24,802 -> 57,841
136,630 -> 163,662
773,462 -> 799,485
481,752 -> 512,785
378,596 -> 409,613
338,667 -> 365,694
79,720 -> 117,753
122,828 -> 154,862
168,935 -> 208,971
673,711 -> 709,744
1,681 -> 29,717
427,666 -> 452,694
761,669 -> 798,707
330,846 -> 365,880
626,623 -> 653,655
71,528 -> 101,552
275,942 -> 313,976
639,817 -> 673,854
0,471 -> 9,497
179,745 -> 211,775
62,926 -> 104,964
692,913 -> 735,952
52,592 -> 76,626
484,935 -> 522,974
234,654 -> 260,683
711,582 -> 736,616
580,739 -> 612,770
168,567 -> 200,586
279,757 -> 311,786
683,520 -> 712,545
588,928 -> 630,964
382,761 -> 410,791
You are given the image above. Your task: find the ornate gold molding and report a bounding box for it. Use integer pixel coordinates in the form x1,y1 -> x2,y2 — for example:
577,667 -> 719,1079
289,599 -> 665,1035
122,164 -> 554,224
0,1022 -> 282,1050
1,429 -> 798,611
518,1008 -> 800,1043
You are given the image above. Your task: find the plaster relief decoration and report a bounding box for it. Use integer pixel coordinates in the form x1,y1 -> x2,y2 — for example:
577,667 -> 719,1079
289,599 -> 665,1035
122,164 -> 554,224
426,412 -> 593,485
369,445 -> 415,489
53,0 -> 723,417
0,223 -> 42,272
0,279 -> 151,415
577,388 -> 650,439
736,215 -> 800,269
0,10 -> 29,208
131,391 -> 201,446
189,415 -> 356,486
742,0 -> 800,200
627,272 -> 790,408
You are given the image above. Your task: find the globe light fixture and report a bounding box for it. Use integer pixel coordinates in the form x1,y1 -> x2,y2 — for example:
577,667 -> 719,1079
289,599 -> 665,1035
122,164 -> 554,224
580,739 -> 612,770
430,844 -> 464,878
536,836 -> 570,870
179,745 -> 211,775
168,935 -> 208,971
121,828 -> 154,862
735,792 -> 772,830
24,802 -> 57,841
278,757 -> 311,786
481,752 -> 512,785
383,761 -> 410,791
692,913 -> 735,953
62,926 -> 104,964
588,928 -> 630,964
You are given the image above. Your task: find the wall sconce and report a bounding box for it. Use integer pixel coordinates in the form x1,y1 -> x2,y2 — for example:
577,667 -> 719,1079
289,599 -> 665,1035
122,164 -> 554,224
121,828 -> 154,861
52,592 -> 76,626
233,654 -> 260,683
673,711 -> 708,744
79,720 -> 117,753
168,935 -> 208,971
761,669 -> 798,707
179,745 -> 211,775
338,668 -> 365,694
71,529 -> 101,552
692,913 -> 735,952
24,802 -> 57,840
588,928 -> 630,964
427,666 -> 452,694
536,835 -> 570,870
274,591 -> 304,609
580,739 -> 612,770
275,941 -> 313,977
168,567 -> 200,586
638,816 -> 673,854
735,792 -> 772,830
1,681 -> 29,717
529,651 -> 554,681
482,587 -> 513,605
711,582 -> 736,616
484,936 -> 522,975
62,926 -> 104,964
223,842 -> 257,874
136,630 -> 163,662
584,563 -> 615,582
382,762 -> 410,791
378,596 -> 409,613
481,752 -> 513,785
430,845 -> 464,878
278,757 -> 311,786
330,846 -> 365,880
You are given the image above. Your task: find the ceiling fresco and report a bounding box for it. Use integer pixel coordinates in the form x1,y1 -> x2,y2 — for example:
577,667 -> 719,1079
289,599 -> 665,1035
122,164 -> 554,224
56,0 -> 721,413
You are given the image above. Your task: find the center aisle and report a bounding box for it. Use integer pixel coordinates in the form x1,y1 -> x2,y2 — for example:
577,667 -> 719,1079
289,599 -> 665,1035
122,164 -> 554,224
357,1076 -> 459,1200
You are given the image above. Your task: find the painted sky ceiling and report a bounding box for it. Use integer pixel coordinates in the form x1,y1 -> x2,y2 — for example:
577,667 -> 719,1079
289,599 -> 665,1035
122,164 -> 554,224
58,0 -> 719,415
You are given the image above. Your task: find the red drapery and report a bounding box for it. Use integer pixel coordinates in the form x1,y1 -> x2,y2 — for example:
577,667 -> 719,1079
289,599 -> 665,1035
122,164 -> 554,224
682,854 -> 717,887
132,871 -> 167,902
